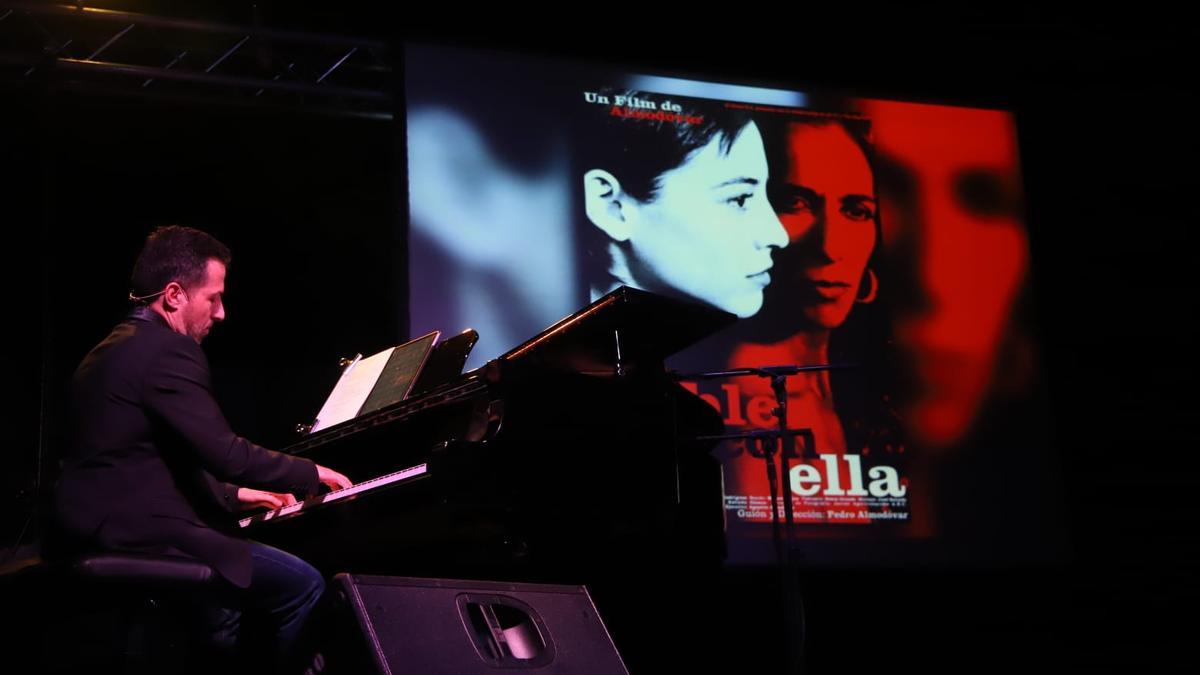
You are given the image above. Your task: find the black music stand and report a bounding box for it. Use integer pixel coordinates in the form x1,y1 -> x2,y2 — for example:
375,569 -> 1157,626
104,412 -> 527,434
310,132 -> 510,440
679,363 -> 857,675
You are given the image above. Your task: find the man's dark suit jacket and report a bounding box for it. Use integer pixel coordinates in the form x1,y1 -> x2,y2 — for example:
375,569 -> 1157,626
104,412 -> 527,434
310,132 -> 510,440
54,307 -> 320,588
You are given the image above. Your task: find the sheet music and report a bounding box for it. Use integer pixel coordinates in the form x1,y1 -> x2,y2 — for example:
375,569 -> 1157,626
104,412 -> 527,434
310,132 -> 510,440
359,332 -> 439,416
310,347 -> 395,433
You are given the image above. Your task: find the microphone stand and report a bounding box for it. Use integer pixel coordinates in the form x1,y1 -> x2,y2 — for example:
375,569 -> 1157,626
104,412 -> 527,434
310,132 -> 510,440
679,363 -> 856,675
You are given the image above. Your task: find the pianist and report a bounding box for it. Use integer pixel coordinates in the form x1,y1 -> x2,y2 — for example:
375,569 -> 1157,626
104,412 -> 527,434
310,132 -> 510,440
53,225 -> 352,673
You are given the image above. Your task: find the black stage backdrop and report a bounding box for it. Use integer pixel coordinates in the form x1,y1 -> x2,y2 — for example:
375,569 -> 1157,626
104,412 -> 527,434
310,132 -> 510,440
3,7 -> 1198,673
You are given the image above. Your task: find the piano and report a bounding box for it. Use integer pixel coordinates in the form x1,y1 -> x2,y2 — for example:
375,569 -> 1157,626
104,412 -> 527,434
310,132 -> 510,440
239,287 -> 735,583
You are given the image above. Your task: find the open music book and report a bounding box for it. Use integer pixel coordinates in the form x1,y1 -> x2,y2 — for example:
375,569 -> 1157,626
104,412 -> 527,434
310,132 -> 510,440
308,331 -> 440,433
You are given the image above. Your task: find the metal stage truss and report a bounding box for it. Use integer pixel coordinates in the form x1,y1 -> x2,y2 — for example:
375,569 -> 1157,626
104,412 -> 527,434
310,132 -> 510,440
0,2 -> 394,119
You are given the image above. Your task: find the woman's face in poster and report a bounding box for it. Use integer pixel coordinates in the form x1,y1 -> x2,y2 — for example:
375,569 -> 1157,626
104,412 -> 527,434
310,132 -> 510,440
774,123 -> 877,330
616,122 -> 788,317
861,100 -> 1028,448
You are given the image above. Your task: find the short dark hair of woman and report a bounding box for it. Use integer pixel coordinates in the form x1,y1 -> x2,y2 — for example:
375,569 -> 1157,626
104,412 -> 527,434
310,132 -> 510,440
573,89 -> 758,291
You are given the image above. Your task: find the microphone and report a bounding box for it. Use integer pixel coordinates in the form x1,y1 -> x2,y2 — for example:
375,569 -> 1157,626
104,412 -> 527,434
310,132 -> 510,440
128,289 -> 167,304
670,363 -> 859,381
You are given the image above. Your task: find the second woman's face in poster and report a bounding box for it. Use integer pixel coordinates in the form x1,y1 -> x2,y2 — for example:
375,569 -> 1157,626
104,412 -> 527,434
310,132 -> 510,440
624,122 -> 788,318
775,123 -> 877,330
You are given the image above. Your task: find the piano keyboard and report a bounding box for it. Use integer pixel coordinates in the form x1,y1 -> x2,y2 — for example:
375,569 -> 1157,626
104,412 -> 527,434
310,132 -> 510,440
239,463 -> 429,528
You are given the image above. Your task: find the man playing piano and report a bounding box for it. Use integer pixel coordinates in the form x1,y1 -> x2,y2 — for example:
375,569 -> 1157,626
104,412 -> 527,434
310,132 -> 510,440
53,225 -> 352,673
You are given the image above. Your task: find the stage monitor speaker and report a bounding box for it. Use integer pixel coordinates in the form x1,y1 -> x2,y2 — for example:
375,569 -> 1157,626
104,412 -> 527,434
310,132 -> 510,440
333,574 -> 629,675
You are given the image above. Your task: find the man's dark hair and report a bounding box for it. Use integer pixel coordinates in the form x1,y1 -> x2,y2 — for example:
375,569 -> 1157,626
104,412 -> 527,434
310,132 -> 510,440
129,226 -> 231,301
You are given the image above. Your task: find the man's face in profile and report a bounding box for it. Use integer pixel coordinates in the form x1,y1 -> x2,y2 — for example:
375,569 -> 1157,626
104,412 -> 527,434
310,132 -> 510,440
180,259 -> 227,343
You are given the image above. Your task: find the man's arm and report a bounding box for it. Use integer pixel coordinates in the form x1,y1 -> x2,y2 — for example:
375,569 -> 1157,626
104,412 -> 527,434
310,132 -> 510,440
143,337 -> 347,496
199,472 -> 296,513
197,470 -> 244,513
235,487 -> 298,511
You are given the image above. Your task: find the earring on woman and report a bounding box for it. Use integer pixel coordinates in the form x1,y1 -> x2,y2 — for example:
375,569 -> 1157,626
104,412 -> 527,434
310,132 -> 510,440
856,268 -> 878,304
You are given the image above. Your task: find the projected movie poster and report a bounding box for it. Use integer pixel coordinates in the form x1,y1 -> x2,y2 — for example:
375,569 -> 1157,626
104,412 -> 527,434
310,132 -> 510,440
405,46 -> 1050,565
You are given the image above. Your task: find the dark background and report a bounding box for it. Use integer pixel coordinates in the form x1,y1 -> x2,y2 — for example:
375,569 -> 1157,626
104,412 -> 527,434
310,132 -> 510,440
3,4 -> 1196,672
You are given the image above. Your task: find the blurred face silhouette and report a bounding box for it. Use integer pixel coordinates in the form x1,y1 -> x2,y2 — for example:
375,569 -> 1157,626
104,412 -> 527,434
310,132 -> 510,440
861,100 -> 1028,448
772,123 -> 877,330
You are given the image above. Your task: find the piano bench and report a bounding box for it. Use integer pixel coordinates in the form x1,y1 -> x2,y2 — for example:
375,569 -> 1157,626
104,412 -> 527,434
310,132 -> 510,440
70,551 -> 219,587
36,552 -> 223,674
